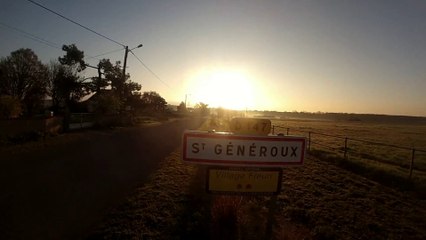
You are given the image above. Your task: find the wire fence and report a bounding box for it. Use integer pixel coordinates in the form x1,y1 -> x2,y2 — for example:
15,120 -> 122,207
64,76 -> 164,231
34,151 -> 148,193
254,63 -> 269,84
272,125 -> 426,179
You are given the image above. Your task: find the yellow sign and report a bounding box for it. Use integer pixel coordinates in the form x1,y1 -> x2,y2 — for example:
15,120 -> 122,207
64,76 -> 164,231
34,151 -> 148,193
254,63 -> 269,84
230,118 -> 271,135
207,168 -> 282,195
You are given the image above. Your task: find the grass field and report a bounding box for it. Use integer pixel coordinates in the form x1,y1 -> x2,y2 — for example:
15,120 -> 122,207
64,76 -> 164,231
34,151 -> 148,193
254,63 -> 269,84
269,118 -> 426,196
271,119 -> 426,168
202,116 -> 426,172
197,116 -> 426,195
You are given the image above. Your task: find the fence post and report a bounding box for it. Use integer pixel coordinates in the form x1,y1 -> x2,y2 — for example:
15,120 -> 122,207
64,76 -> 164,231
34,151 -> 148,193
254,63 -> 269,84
286,128 -> 289,135
80,113 -> 83,129
344,138 -> 348,159
272,125 -> 275,135
308,132 -> 311,151
409,148 -> 415,179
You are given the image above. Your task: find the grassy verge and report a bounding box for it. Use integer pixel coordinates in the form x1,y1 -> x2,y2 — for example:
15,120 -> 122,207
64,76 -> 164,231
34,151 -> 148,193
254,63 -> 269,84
87,150 -> 201,239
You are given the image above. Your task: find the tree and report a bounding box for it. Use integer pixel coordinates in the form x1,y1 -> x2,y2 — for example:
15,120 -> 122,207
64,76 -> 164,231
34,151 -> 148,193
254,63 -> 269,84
99,59 -> 141,108
55,44 -> 88,98
51,44 -> 88,130
177,101 -> 187,114
89,59 -> 110,93
194,102 -> 210,116
0,95 -> 22,119
92,92 -> 121,114
216,107 -> 225,118
58,44 -> 86,72
141,91 -> 167,112
48,61 -> 86,109
0,48 -> 48,116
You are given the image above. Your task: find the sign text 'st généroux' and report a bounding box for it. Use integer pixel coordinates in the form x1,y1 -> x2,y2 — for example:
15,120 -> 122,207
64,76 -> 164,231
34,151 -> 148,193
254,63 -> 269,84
183,131 -> 306,166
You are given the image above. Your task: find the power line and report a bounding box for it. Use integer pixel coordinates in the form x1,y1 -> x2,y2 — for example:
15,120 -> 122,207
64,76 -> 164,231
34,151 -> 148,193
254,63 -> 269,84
0,21 -> 62,50
90,47 -> 125,58
129,50 -> 171,89
0,21 -> 106,63
26,0 -> 125,47
0,22 -> 128,68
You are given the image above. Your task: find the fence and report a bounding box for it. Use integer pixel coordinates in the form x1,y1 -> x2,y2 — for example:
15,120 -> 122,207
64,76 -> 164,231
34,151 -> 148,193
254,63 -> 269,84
272,125 -> 426,179
69,113 -> 136,129
69,113 -> 96,130
0,117 -> 63,138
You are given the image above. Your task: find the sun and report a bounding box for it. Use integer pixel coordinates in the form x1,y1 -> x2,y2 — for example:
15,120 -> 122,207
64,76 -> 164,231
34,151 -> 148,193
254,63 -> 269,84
186,68 -> 255,110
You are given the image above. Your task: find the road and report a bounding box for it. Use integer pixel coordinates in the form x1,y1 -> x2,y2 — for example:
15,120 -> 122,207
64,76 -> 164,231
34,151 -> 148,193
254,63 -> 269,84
0,118 -> 201,240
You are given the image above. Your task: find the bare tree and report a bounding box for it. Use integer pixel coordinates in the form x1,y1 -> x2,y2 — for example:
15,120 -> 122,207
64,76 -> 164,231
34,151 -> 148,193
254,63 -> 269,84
0,48 -> 48,116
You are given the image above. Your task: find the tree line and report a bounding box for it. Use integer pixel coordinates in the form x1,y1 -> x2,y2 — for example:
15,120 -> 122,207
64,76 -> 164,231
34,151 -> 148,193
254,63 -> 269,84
0,44 -> 168,126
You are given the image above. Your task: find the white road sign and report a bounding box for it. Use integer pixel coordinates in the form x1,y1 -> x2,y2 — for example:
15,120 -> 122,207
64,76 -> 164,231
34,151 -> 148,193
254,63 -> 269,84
182,131 -> 306,167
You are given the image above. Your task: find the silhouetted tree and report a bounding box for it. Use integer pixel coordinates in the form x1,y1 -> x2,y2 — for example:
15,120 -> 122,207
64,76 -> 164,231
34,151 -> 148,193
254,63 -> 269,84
89,59 -> 110,93
0,48 -> 48,116
48,61 -> 86,109
177,101 -> 187,114
58,44 -> 86,72
141,91 -> 167,112
99,59 -> 141,109
92,92 -> 121,114
53,44 -> 88,130
194,102 -> 210,116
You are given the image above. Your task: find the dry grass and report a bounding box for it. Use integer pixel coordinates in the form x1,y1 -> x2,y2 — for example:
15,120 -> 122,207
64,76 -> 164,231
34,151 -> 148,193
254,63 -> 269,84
88,149 -> 426,239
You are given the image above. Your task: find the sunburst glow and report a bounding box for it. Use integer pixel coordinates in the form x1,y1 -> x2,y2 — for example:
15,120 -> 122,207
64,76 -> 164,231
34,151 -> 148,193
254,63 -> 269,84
186,68 -> 255,110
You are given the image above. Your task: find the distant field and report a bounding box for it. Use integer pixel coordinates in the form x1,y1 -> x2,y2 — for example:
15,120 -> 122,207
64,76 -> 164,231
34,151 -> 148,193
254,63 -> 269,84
271,119 -> 426,179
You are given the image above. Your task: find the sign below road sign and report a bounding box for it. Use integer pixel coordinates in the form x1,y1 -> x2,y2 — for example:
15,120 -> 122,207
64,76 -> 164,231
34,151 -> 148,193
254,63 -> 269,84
230,118 -> 271,135
207,168 -> 282,195
182,130 -> 306,167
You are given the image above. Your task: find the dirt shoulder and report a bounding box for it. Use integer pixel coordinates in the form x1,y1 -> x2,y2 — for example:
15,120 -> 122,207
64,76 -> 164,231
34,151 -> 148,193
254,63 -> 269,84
88,150 -> 426,239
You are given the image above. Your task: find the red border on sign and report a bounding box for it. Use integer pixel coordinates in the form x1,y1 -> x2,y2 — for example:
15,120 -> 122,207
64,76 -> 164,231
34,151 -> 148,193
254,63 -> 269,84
182,132 -> 306,167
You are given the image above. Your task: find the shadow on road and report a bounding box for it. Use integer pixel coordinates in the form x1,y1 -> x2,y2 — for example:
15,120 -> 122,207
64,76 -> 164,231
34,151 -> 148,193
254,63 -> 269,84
0,118 -> 202,240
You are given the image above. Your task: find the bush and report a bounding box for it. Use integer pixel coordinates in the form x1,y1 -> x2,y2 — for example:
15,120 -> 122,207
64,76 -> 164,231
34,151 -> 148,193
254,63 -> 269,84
0,95 -> 22,119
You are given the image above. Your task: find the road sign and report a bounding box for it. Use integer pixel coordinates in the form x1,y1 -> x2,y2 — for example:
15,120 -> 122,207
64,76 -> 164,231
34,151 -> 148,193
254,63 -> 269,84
230,118 -> 271,135
207,167 -> 282,195
182,130 -> 306,167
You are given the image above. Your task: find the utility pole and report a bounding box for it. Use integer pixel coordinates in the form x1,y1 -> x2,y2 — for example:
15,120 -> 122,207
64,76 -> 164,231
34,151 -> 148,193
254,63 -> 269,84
122,46 -> 129,84
85,63 -> 103,92
120,44 -> 142,101
122,44 -> 143,80
185,94 -> 191,108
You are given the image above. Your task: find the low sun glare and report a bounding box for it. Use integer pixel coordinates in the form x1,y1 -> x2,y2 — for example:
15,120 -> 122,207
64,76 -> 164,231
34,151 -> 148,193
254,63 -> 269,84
186,68 -> 257,110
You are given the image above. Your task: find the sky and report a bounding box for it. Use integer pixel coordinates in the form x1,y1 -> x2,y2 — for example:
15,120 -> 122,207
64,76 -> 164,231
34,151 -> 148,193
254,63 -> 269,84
1,0 -> 425,116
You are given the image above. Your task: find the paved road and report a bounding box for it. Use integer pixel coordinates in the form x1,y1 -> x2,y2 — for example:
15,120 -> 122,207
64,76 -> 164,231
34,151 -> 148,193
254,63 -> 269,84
0,118 -> 201,240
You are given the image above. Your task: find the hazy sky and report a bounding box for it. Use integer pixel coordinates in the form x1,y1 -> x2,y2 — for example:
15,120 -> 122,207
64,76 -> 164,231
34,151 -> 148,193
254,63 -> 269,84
1,0 -> 425,116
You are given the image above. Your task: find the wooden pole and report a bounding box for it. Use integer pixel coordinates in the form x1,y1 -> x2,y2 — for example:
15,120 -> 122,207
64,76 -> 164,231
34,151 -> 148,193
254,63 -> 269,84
308,132 -> 311,151
344,138 -> 348,159
265,195 -> 278,240
409,149 -> 415,179
80,113 -> 83,129
121,46 -> 129,101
